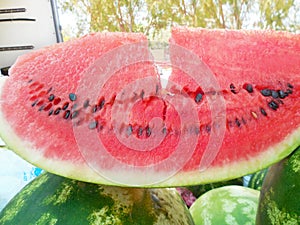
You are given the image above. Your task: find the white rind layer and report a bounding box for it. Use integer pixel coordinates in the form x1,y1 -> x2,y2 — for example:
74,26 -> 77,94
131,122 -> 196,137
0,75 -> 300,187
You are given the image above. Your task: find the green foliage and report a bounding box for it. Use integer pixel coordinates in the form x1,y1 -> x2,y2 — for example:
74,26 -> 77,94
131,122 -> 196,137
58,0 -> 300,39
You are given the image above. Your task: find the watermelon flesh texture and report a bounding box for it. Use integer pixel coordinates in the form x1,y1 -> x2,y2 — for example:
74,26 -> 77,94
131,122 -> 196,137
168,27 -> 300,184
0,29 -> 300,187
0,33 -> 164,186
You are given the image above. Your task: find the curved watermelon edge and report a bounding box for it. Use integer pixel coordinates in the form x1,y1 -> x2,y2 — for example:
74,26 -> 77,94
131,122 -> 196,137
0,76 -> 123,186
1,75 -> 300,187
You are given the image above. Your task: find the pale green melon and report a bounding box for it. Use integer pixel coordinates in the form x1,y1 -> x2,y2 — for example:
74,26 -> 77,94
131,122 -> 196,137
189,185 -> 260,225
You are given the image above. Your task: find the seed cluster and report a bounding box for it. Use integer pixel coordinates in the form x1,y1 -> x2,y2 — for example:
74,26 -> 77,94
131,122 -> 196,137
27,79 -> 295,137
225,82 -> 294,129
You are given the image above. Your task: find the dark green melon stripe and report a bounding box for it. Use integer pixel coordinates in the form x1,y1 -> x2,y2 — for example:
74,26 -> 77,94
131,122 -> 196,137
0,174 -> 133,224
0,173 -> 195,225
256,147 -> 300,225
248,168 -> 268,190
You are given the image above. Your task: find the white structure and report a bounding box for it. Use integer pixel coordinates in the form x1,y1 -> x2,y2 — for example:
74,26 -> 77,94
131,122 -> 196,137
0,0 -> 62,75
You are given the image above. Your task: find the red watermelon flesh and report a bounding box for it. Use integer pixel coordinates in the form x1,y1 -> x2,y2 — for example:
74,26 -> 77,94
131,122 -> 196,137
168,27 -> 300,181
0,32 -> 171,186
0,28 -> 300,187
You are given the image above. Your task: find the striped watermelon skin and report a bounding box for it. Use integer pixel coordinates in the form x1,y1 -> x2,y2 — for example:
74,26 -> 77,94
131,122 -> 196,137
247,168 -> 269,190
256,147 -> 300,225
189,185 -> 260,225
0,173 -> 194,225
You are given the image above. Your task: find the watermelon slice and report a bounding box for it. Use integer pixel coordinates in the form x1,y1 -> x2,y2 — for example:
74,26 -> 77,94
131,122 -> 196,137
0,28 -> 299,187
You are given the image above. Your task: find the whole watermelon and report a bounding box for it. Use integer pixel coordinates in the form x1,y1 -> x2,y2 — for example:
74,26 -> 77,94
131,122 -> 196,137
189,185 -> 260,225
0,172 -> 194,225
256,146 -> 300,225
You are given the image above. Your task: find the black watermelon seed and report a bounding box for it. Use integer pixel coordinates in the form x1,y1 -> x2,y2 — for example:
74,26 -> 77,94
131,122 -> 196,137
260,89 -> 272,96
127,125 -> 133,136
48,109 -> 54,116
89,120 -> 98,130
69,93 -> 77,101
195,93 -> 203,103
62,102 -> 69,110
28,79 -> 33,83
54,107 -> 61,115
230,83 -> 237,94
83,99 -> 90,108
138,127 -> 143,137
286,89 -> 293,95
260,107 -> 267,116
278,90 -> 287,99
287,83 -> 294,89
99,99 -> 105,110
31,100 -> 38,107
235,118 -> 241,127
245,84 -> 253,93
48,94 -> 55,102
92,105 -> 98,113
271,90 -> 279,99
146,126 -> 152,137
268,101 -> 279,111
63,110 -> 71,119
162,127 -> 167,134
71,110 -> 79,119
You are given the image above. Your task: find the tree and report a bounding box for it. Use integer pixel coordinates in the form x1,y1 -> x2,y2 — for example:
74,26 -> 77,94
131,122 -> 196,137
58,0 -> 300,39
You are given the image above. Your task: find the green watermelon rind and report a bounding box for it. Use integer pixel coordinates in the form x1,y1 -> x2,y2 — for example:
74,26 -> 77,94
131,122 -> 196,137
0,172 -> 195,225
256,147 -> 300,225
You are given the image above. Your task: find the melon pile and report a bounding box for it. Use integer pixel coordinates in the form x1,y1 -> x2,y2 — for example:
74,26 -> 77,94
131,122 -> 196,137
0,27 -> 299,224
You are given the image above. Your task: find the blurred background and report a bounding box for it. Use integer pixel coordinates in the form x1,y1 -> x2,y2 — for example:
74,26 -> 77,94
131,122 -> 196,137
57,0 -> 300,42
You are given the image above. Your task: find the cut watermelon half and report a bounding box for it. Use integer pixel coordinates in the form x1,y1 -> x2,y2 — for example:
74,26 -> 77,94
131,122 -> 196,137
0,29 -> 299,187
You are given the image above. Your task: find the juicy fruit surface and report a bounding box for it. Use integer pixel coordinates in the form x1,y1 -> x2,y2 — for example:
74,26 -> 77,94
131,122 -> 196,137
0,28 -> 300,187
189,185 -> 260,225
256,147 -> 300,225
0,172 -> 195,225
169,27 -> 300,182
